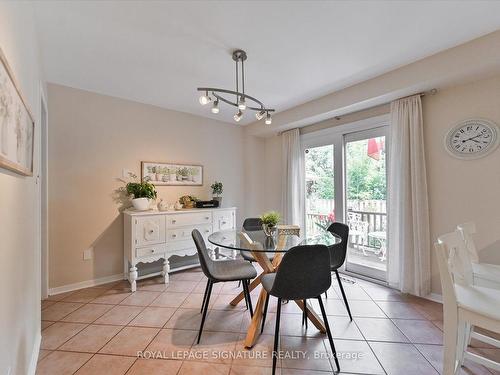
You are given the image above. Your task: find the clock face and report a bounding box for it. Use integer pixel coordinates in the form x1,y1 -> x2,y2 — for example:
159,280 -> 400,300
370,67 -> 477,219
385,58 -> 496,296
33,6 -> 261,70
445,119 -> 499,159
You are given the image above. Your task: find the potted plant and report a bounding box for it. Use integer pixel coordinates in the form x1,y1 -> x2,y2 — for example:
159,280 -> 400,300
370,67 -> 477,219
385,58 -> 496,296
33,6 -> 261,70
188,167 -> 198,182
169,167 -> 177,182
260,211 -> 281,237
148,166 -> 157,181
178,167 -> 189,181
211,181 -> 223,205
161,167 -> 169,182
155,166 -> 163,181
125,175 -> 157,211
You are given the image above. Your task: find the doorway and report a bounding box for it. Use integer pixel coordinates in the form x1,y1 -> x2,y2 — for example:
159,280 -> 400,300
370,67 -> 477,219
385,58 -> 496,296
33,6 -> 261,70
302,115 -> 389,281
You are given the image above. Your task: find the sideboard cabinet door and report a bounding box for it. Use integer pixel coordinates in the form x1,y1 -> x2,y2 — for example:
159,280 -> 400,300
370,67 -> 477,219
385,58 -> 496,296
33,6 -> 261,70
135,216 -> 166,247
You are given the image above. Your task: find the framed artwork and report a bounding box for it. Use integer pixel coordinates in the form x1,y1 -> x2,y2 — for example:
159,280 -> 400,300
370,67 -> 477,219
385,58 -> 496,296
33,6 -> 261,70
0,47 -> 35,176
141,161 -> 203,186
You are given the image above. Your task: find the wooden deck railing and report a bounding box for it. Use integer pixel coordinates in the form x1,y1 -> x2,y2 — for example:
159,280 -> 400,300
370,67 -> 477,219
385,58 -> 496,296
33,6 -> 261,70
306,209 -> 387,249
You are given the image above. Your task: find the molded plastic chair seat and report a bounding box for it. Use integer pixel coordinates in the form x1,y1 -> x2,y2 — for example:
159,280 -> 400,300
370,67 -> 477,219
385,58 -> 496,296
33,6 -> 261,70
456,284 -> 500,321
261,273 -> 276,293
209,259 -> 257,281
192,229 -> 256,344
259,244 -> 340,375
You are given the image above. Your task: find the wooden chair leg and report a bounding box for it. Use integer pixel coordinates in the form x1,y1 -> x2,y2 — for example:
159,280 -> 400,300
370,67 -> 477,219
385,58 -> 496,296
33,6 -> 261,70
197,280 -> 213,344
317,295 -> 340,372
261,293 -> 270,333
273,297 -> 282,375
200,279 -> 210,313
336,270 -> 352,321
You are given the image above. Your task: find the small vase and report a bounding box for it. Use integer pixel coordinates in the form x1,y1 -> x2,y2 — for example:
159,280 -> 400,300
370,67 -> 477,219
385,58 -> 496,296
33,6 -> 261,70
132,198 -> 150,211
213,196 -> 222,207
262,224 -> 276,237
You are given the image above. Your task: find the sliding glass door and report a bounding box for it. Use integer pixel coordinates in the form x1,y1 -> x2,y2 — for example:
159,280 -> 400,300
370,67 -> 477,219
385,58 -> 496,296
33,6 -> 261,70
302,115 -> 389,281
305,144 -> 335,237
344,128 -> 387,280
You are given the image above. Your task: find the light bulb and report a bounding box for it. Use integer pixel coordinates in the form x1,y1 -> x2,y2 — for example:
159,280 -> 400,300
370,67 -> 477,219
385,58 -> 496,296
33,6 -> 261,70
238,96 -> 246,110
234,110 -> 243,122
199,92 -> 211,105
265,112 -> 272,125
211,100 -> 219,114
255,110 -> 266,120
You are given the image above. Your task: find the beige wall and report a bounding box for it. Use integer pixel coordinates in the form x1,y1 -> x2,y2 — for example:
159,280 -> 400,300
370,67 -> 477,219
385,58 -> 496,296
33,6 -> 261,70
258,74 -> 500,295
48,84 -> 266,289
0,2 -> 44,374
424,75 -> 500,294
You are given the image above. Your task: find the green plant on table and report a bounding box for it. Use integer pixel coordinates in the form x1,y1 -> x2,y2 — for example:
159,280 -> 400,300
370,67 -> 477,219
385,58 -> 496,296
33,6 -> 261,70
211,181 -> 223,197
125,177 -> 157,200
260,211 -> 281,227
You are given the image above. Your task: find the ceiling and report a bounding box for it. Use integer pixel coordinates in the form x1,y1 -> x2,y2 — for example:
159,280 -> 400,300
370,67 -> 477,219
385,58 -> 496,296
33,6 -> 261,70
34,1 -> 500,125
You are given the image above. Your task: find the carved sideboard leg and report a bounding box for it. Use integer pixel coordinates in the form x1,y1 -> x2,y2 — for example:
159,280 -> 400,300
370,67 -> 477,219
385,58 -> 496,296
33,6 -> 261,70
162,258 -> 170,284
129,265 -> 138,292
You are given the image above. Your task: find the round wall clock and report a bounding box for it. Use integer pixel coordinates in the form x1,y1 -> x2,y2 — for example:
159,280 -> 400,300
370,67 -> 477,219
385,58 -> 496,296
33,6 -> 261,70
444,118 -> 499,160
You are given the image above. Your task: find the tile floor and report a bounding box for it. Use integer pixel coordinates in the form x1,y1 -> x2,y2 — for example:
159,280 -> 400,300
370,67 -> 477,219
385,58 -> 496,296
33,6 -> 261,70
37,268 -> 500,375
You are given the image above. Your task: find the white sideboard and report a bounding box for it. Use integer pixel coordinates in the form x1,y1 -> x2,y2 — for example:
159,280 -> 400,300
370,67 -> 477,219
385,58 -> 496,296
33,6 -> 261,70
123,207 -> 236,291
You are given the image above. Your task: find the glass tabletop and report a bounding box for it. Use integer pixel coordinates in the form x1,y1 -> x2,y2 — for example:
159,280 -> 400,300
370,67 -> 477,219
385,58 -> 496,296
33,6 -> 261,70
208,229 -> 341,253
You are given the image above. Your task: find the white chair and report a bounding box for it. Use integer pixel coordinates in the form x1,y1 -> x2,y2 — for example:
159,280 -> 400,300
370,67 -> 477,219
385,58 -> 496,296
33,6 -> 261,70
435,231 -> 500,374
457,222 -> 500,288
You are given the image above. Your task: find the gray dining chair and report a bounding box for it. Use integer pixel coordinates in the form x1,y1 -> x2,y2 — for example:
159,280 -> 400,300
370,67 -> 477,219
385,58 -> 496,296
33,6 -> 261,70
192,229 -> 257,344
241,217 -> 274,263
326,222 -> 352,320
260,244 -> 340,375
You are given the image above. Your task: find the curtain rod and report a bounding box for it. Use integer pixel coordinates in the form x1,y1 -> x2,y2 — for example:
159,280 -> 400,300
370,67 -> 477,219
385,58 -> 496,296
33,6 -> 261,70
278,88 -> 437,136
331,88 -> 437,121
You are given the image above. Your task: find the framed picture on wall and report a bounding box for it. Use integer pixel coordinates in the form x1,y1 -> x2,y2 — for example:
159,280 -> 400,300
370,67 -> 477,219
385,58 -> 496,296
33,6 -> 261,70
0,47 -> 35,176
141,161 -> 203,186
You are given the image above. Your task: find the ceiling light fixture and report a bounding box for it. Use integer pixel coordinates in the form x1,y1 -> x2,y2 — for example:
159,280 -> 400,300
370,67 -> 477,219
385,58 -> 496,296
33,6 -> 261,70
198,49 -> 274,124
233,110 -> 243,122
255,110 -> 266,121
265,112 -> 272,125
199,90 -> 211,105
211,99 -> 219,114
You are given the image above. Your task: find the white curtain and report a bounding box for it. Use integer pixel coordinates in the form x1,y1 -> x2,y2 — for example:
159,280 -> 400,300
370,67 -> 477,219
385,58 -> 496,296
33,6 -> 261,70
281,128 -> 305,229
387,95 -> 431,296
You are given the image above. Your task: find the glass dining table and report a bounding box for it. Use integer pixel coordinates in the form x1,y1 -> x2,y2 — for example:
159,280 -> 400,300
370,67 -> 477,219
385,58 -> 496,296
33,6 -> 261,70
208,228 -> 341,348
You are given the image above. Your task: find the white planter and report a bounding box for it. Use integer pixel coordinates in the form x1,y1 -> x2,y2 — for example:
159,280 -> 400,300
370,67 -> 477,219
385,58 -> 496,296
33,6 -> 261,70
132,198 -> 150,211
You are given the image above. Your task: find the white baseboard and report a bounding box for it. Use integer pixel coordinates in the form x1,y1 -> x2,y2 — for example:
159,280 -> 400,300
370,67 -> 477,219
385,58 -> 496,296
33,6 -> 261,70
28,332 -> 41,375
48,273 -> 125,296
424,292 -> 443,304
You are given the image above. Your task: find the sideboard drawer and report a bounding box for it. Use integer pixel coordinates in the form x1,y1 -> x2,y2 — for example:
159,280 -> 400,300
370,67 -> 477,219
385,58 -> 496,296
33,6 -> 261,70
166,212 -> 213,228
135,244 -> 167,259
135,216 -> 166,246
168,239 -> 196,252
167,224 -> 212,242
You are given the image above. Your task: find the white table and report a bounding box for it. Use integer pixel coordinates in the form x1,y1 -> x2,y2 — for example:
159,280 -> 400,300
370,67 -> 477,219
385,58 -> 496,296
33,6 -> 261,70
368,231 -> 387,261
